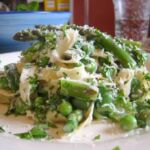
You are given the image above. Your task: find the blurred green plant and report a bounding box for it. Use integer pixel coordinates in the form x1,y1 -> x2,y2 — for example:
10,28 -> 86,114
16,1 -> 40,11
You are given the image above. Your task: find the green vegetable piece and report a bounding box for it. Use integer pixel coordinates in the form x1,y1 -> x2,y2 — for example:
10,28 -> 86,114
30,126 -> 47,139
38,57 -> 49,67
97,32 -> 136,68
6,97 -> 28,115
131,77 -> 141,92
29,75 -> 39,93
136,107 -> 150,127
60,79 -> 98,101
93,110 -> 103,120
115,37 -> 147,67
0,76 -> 9,89
81,42 -> 95,55
74,110 -> 83,122
130,77 -> 141,99
0,126 -> 5,133
144,73 -> 150,80
63,120 -> 77,133
72,99 -> 90,110
64,110 -> 83,133
48,122 -> 57,128
112,146 -> 120,150
99,84 -> 114,103
4,63 -> 20,91
22,41 -> 44,62
81,58 -> 97,73
121,38 -> 142,48
93,134 -> 101,141
15,132 -> 32,139
57,100 -> 73,116
34,97 -> 45,108
15,126 -> 48,139
71,25 -> 136,68
120,115 -> 137,131
103,92 -> 114,104
99,64 -> 117,80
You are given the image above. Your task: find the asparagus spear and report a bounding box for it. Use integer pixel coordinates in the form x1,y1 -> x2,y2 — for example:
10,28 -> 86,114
72,98 -> 91,110
96,32 -> 136,68
13,29 -> 42,41
4,63 -> 20,92
13,25 -> 59,41
75,26 -> 136,68
60,79 -> 98,101
13,25 -> 136,68
68,25 -> 136,68
63,110 -> 83,133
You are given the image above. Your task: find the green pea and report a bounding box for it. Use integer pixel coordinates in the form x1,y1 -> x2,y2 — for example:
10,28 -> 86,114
81,43 -> 94,55
102,92 -> 114,103
0,76 -> 9,89
57,100 -> 73,116
68,113 -> 78,122
120,115 -> 137,131
85,62 -> 97,73
74,110 -> 83,122
99,64 -> 117,80
81,58 -> 97,73
64,113 -> 78,133
63,120 -> 77,133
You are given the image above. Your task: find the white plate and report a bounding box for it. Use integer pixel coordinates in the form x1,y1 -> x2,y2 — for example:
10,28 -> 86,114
0,52 -> 150,150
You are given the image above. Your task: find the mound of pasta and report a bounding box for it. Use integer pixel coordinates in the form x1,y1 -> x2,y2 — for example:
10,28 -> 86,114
0,25 -> 150,138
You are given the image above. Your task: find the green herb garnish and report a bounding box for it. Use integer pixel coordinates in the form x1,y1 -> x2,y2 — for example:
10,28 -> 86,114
93,134 -> 101,141
112,146 -> 120,150
15,125 -> 48,140
0,126 -> 5,133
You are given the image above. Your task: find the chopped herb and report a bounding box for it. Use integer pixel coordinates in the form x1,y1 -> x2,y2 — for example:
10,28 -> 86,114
21,41 -> 44,62
0,126 -> 5,133
99,64 -> 117,80
112,146 -> 120,150
81,41 -> 95,55
6,97 -> 28,115
93,134 -> 101,141
48,122 -> 57,128
15,125 -> 48,140
144,73 -> 150,80
63,72 -> 68,78
37,57 -> 49,67
0,76 -> 9,89
28,74 -> 39,92
4,63 -> 20,91
130,77 -> 142,99
61,24 -> 67,37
